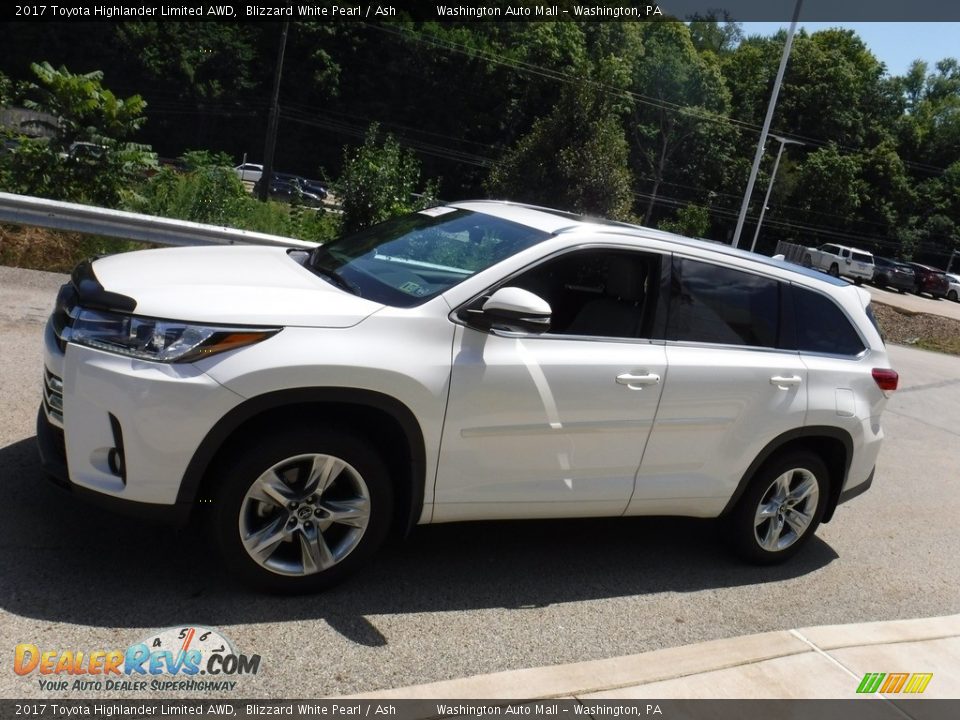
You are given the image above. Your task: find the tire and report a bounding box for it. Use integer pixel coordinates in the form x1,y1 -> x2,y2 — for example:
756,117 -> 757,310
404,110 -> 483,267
211,426 -> 393,593
728,451 -> 830,565
854,277 -> 863,285
949,290 -> 958,302
802,255 -> 813,268
899,288 -> 907,294
828,263 -> 840,278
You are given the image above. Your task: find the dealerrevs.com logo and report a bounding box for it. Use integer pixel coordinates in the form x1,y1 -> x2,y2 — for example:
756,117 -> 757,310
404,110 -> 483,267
14,626 -> 260,692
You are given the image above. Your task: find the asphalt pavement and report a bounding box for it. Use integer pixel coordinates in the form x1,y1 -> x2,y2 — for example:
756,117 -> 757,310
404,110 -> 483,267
0,264 -> 957,700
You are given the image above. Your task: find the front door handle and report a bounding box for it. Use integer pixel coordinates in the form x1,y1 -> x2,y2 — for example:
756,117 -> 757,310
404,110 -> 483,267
616,372 -> 661,389
770,375 -> 802,389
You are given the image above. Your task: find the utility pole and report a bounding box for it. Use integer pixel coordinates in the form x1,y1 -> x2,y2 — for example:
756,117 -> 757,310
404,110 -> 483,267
258,21 -> 290,202
749,135 -> 804,253
732,0 -> 804,248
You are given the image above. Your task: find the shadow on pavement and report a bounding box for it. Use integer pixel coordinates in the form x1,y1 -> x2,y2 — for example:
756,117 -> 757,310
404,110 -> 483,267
0,436 -> 837,644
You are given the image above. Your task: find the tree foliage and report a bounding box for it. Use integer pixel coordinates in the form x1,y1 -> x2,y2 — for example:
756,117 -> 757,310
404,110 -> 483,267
0,62 -> 155,206
487,80 -> 633,220
2,21 -> 960,266
336,124 -> 437,235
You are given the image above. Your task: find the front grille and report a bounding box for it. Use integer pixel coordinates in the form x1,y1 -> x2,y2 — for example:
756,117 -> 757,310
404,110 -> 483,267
42,368 -> 64,427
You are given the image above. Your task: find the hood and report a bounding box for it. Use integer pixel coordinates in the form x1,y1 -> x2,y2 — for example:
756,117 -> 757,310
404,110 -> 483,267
88,245 -> 384,327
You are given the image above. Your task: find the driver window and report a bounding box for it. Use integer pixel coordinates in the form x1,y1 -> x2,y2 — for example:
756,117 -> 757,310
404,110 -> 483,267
509,249 -> 664,340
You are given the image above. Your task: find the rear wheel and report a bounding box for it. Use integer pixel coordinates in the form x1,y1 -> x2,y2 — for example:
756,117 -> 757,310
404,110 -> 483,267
828,263 -> 840,278
211,426 -> 392,593
729,451 -> 830,565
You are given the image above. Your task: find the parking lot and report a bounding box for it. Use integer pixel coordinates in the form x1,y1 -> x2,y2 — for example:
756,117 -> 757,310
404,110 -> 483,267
1,264 -> 958,699
863,281 -> 960,322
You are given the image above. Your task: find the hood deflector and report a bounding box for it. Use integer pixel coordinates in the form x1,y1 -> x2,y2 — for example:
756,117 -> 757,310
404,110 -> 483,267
70,258 -> 137,313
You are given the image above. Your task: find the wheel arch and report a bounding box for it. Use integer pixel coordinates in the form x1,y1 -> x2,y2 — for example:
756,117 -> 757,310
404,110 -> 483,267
177,388 -> 427,536
720,426 -> 853,524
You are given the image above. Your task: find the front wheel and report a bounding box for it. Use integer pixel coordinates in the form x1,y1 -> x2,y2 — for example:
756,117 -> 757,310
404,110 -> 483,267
949,290 -> 958,302
828,264 -> 840,278
729,451 -> 830,565
211,427 -> 393,593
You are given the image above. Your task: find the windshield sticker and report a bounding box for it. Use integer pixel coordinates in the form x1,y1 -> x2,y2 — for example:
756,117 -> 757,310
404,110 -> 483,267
398,281 -> 429,296
417,206 -> 457,217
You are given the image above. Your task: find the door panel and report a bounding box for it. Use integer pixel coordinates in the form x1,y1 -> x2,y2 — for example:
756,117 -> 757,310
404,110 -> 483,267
628,255 -> 808,517
434,325 -> 667,521
628,345 -> 807,517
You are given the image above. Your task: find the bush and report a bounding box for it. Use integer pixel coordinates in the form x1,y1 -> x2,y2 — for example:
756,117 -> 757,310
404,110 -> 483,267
657,205 -> 711,237
337,123 -> 438,235
127,153 -> 341,244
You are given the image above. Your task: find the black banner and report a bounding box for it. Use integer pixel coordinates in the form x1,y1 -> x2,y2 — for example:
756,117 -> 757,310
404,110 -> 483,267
3,0 -> 960,23
1,700 -> 960,720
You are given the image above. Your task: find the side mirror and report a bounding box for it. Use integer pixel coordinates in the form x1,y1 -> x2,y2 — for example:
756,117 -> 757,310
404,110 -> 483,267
478,287 -> 551,334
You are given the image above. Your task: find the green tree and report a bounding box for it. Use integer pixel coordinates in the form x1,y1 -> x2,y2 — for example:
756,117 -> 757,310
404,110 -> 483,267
0,62 -> 155,206
337,123 -> 438,234
628,21 -> 736,225
795,144 -> 865,220
487,80 -> 633,220
687,11 -> 744,55
0,70 -> 12,105
657,204 -> 711,237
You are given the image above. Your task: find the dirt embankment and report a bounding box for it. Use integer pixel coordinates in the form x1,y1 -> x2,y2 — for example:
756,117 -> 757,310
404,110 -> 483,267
871,301 -> 960,356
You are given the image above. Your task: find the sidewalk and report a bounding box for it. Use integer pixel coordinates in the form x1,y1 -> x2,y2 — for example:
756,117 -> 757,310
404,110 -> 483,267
347,614 -> 960,700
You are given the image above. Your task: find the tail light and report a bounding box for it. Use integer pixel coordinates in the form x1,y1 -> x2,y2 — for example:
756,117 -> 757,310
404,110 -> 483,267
872,368 -> 899,392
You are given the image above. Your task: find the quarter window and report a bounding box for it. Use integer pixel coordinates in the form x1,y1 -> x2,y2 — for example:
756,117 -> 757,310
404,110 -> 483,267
793,287 -> 866,356
667,258 -> 781,348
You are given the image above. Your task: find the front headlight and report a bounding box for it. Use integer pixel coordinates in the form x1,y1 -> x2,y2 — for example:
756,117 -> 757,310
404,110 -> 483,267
66,308 -> 279,363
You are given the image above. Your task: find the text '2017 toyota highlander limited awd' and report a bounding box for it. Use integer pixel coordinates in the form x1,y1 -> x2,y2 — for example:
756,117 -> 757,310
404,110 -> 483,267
37,201 -> 898,592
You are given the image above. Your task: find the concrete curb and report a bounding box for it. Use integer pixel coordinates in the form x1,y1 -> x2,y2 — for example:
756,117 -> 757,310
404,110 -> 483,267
345,614 -> 960,700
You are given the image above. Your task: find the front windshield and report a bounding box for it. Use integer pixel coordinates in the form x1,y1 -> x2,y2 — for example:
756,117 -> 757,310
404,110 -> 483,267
309,207 -> 551,307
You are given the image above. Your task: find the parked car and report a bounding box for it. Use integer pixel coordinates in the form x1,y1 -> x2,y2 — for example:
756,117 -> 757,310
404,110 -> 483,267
802,243 -> 874,285
946,273 -> 960,302
253,173 -> 324,207
37,201 -> 897,592
234,163 -> 263,183
872,257 -> 917,294
301,178 -> 328,200
802,244 -> 874,284
907,262 -> 949,299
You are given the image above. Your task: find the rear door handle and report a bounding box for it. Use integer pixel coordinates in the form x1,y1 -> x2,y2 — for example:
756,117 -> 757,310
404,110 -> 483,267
616,372 -> 661,389
770,375 -> 802,389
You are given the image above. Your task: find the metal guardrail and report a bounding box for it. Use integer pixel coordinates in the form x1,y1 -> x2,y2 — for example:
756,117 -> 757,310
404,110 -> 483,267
0,191 -> 318,249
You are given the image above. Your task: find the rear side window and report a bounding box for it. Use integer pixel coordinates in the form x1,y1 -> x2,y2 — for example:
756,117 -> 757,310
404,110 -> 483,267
667,258 -> 781,348
793,287 -> 866,356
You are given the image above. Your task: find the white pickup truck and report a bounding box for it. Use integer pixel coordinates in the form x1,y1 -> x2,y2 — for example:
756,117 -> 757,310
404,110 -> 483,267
802,244 -> 875,284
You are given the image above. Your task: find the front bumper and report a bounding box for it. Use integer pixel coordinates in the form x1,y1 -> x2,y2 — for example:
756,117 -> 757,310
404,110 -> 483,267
36,406 -> 192,523
40,318 -> 243,516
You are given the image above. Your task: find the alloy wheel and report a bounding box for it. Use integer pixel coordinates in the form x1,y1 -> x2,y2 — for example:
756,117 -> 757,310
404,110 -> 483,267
238,453 -> 370,576
753,468 -> 819,552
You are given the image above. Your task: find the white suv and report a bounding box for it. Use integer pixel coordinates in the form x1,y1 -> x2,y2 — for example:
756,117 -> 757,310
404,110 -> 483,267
37,201 -> 898,592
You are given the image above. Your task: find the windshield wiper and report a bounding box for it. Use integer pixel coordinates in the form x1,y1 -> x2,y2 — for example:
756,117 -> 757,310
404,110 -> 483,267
311,265 -> 360,296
